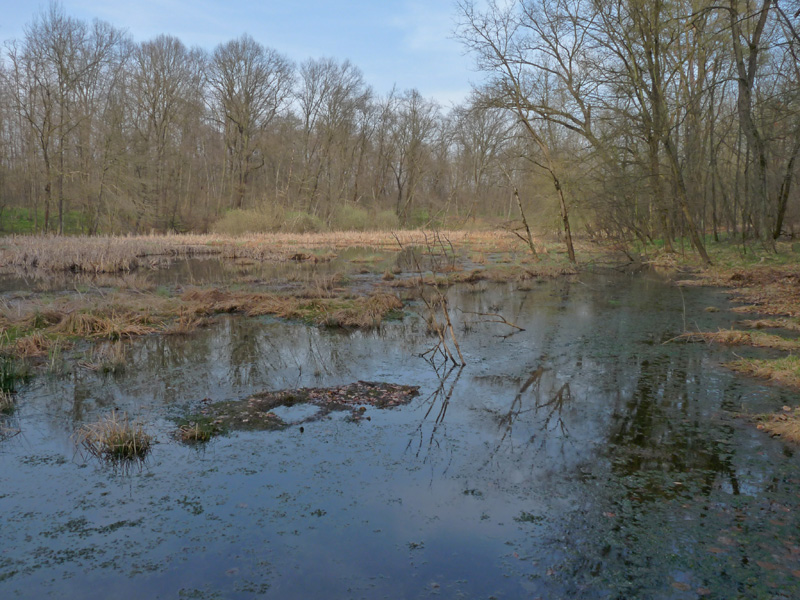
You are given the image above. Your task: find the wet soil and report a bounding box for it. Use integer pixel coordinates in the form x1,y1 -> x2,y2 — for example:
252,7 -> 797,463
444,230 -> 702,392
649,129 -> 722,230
186,381 -> 420,433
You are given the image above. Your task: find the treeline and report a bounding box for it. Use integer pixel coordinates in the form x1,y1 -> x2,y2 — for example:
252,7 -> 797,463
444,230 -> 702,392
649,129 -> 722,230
457,0 -> 800,260
0,1 -> 798,258
0,3 -> 518,235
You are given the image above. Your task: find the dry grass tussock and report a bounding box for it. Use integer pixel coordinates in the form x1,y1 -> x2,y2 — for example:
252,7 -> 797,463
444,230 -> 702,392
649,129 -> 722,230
2,290 -> 175,333
12,332 -> 55,357
323,293 -> 404,328
178,422 -> 217,443
739,317 -> 800,332
75,410 -> 152,461
182,287 -> 403,327
679,329 -> 800,351
54,311 -> 158,339
727,356 -> 800,388
756,406 -> 800,444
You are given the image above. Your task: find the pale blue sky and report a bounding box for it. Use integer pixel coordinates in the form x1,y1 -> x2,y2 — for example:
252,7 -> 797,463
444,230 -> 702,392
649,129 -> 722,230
1,0 -> 480,106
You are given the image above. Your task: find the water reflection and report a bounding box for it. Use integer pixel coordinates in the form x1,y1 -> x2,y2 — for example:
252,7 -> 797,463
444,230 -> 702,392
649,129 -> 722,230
407,364 -> 463,461
2,272 -> 799,599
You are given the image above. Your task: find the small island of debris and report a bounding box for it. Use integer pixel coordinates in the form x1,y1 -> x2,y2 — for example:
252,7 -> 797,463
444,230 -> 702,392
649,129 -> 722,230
177,381 -> 420,442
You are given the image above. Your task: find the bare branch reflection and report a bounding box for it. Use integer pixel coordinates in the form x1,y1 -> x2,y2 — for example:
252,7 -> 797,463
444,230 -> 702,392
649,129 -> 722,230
406,363 -> 464,467
483,366 -> 574,468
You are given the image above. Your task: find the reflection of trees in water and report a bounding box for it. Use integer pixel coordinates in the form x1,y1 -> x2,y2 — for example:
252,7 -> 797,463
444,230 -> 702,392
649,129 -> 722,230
480,367 -> 575,473
406,363 -> 464,470
607,352 -> 741,497
553,348 -> 799,598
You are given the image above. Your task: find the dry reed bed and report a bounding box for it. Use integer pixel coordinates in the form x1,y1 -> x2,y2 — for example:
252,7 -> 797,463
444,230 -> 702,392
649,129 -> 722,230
0,235 -> 220,273
0,230 -> 534,274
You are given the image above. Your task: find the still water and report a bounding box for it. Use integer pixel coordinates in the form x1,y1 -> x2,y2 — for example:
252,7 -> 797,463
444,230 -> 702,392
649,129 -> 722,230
1,272 -> 797,599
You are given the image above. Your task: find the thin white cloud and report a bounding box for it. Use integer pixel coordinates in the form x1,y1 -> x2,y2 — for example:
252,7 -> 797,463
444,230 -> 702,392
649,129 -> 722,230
391,0 -> 458,54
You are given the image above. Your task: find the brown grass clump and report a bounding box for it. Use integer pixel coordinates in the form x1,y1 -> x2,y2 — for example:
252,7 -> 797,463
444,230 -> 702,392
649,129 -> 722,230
182,288 -> 271,315
54,311 -> 157,339
76,411 -> 152,461
325,293 -> 404,328
679,329 -> 800,351
756,406 -> 800,443
162,311 -> 210,335
180,287 -> 403,328
177,420 -> 221,443
727,356 -> 800,388
12,332 -> 54,357
20,310 -> 62,330
740,318 -> 800,332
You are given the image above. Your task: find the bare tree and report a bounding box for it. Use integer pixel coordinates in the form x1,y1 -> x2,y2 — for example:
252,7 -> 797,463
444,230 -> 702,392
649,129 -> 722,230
129,35 -> 205,229
207,34 -> 294,209
295,57 -> 372,219
389,89 -> 441,225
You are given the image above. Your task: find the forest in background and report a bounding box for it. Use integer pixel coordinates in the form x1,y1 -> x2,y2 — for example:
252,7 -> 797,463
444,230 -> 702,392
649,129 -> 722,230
0,0 -> 797,261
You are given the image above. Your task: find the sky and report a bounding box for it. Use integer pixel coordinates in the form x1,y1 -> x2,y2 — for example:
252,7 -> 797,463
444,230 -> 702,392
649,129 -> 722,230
0,0 -> 482,107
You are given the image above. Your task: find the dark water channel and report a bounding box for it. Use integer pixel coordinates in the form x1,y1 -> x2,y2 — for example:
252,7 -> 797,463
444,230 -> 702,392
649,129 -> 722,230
2,272 -> 799,599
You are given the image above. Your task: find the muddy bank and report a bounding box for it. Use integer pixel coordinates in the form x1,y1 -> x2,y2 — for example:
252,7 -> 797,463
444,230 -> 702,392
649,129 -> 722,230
181,381 -> 420,437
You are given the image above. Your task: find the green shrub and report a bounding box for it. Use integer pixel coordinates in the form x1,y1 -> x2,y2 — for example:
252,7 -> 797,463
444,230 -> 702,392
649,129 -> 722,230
373,210 -> 400,231
211,208 -> 283,235
283,211 -> 326,233
331,205 -> 369,231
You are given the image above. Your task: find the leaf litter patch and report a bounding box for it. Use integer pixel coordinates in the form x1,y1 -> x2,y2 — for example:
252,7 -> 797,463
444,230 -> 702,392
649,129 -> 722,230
178,381 -> 420,441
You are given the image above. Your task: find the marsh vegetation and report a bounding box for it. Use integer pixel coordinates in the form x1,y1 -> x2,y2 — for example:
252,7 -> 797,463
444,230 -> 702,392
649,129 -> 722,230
0,0 -> 799,593
1,229 -> 800,598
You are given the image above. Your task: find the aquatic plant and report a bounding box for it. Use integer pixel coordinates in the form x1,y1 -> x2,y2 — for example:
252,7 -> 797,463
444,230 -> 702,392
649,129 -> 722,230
177,415 -> 224,443
0,355 -> 26,393
0,390 -> 15,414
79,341 -> 127,374
76,411 -> 152,461
0,231 -> 528,275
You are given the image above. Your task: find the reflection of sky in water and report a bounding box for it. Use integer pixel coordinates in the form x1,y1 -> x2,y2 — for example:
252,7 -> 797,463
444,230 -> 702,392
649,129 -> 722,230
2,273 -> 800,598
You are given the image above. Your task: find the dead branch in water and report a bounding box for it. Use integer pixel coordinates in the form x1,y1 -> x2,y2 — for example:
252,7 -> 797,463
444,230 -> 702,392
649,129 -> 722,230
393,230 -> 466,366
459,310 -> 526,332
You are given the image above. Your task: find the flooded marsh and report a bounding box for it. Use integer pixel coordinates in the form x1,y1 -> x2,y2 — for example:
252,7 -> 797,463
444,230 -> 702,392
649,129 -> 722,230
1,256 -> 800,599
